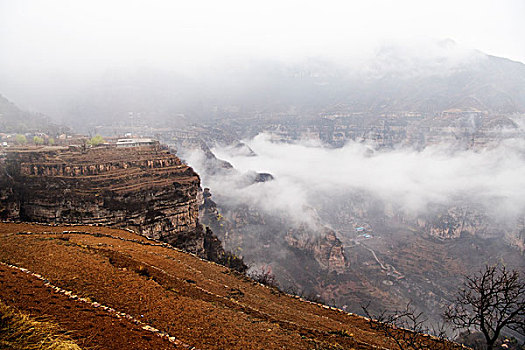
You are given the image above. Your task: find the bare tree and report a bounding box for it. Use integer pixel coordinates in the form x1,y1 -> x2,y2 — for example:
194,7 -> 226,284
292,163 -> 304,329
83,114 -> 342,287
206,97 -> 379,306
362,302 -> 453,350
249,265 -> 279,289
444,264 -> 525,350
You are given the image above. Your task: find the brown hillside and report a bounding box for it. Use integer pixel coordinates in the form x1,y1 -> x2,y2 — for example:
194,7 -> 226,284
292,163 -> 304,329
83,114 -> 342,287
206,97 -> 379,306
0,223 -> 463,349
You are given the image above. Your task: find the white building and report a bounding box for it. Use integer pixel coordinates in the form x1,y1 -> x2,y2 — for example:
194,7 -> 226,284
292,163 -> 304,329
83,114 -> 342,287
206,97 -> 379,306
116,138 -> 158,147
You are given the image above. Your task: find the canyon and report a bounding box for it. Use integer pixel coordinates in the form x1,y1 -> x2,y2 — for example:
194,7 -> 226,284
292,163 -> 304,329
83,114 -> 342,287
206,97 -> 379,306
169,117 -> 525,330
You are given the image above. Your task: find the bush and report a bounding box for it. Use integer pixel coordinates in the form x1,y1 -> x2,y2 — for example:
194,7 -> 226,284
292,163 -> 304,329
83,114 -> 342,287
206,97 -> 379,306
33,136 -> 44,145
249,267 -> 279,289
218,251 -> 248,274
88,135 -> 105,146
15,134 -> 27,145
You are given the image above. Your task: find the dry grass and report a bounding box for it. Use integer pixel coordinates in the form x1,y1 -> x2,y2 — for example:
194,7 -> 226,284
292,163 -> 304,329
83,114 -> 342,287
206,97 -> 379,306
0,299 -> 82,350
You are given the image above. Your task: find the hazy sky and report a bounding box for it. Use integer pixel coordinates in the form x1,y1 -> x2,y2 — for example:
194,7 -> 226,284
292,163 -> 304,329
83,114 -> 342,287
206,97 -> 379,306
1,0 -> 524,74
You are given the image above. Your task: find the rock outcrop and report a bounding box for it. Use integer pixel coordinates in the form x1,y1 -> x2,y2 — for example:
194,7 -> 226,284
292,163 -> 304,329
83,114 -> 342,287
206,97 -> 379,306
415,205 -> 490,239
0,145 -> 207,253
285,227 -> 348,273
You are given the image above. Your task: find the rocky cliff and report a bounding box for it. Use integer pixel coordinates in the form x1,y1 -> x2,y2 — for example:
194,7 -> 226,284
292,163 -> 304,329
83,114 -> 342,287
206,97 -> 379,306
285,227 -> 348,274
415,205 -> 490,239
199,187 -> 348,280
0,145 -> 214,256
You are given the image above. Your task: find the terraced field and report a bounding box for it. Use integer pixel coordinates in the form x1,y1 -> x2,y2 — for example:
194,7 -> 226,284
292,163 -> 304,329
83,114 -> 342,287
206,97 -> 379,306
0,223 -> 462,349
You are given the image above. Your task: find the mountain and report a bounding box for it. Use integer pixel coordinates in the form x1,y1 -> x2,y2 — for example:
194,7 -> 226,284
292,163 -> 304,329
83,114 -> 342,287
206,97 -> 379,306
47,44 -> 525,131
0,94 -> 68,134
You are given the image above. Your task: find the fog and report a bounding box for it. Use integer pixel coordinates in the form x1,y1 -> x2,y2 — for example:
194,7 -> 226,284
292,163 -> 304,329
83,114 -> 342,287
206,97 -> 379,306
186,132 -> 525,231
2,0 -> 524,68
1,0 -> 524,121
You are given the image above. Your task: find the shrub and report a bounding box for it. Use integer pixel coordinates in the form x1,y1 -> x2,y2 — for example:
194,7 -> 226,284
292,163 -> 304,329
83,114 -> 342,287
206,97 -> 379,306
15,134 -> 27,145
249,267 -> 279,289
33,136 -> 44,145
88,135 -> 105,146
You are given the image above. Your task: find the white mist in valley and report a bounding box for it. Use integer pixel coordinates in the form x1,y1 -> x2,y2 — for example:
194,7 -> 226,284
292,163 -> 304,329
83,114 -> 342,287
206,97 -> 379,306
189,133 -> 525,233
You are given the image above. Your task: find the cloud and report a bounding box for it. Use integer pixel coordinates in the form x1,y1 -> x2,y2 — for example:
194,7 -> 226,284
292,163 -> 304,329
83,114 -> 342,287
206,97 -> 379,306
185,147 -> 314,226
194,132 -> 525,228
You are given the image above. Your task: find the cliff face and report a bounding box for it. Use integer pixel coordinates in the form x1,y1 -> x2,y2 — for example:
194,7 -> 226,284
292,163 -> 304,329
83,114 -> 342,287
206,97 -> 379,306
199,188 -> 348,275
415,206 -> 490,239
285,227 -> 348,274
0,145 -> 207,254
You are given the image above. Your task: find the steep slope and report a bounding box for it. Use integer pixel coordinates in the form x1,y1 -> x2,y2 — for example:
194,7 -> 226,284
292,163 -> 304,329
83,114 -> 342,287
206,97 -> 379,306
0,94 -> 67,134
0,222 -> 463,350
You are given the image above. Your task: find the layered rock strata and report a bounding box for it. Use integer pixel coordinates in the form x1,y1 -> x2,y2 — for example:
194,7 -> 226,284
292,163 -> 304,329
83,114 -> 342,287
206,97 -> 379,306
0,145 -> 206,252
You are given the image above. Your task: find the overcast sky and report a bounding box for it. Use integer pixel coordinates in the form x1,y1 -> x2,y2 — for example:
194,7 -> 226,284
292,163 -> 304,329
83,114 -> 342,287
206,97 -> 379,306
1,0 -> 524,73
